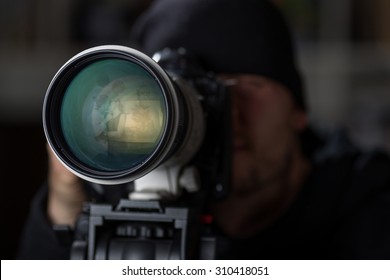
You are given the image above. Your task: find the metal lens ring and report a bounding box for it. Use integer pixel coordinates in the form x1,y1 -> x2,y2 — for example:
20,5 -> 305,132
43,46 -> 181,185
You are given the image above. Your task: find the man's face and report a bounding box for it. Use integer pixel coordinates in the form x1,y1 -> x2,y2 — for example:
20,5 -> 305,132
223,74 -> 307,197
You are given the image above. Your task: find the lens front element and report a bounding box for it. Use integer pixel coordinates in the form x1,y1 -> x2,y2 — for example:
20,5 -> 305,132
60,58 -> 167,172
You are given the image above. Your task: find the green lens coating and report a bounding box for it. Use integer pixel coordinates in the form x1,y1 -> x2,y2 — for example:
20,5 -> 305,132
60,58 -> 167,172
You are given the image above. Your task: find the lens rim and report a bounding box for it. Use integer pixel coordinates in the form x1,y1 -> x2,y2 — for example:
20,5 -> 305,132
43,45 -> 182,185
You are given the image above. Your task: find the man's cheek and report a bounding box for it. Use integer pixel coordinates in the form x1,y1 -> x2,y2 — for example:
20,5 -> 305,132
232,154 -> 252,183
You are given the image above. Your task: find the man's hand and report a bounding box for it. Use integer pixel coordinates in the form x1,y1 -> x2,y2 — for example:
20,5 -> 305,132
47,145 -> 86,227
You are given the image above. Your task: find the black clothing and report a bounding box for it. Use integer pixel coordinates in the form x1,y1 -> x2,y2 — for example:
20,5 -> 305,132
17,132 -> 390,259
17,185 -> 70,260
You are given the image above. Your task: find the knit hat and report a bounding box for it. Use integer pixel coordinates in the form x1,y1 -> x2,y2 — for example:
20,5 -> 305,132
131,0 -> 306,110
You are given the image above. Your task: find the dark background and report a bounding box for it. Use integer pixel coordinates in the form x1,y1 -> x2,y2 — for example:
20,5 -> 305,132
1,0 -> 390,259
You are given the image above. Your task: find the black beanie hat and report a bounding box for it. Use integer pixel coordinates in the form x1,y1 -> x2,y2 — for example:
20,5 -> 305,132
131,0 -> 306,110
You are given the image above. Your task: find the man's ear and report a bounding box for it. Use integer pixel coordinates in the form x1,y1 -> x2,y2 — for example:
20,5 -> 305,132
293,110 -> 308,131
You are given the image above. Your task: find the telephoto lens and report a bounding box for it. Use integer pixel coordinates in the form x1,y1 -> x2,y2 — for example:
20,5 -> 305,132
43,46 -> 205,187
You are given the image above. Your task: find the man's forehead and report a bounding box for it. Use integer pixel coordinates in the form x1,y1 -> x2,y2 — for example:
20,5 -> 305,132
219,74 -> 274,86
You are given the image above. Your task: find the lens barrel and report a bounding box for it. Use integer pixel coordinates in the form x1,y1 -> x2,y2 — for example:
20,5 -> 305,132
43,46 -> 200,185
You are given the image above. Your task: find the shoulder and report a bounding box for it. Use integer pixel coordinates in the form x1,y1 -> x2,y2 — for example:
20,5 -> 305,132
303,129 -> 390,258
310,128 -> 390,203
313,128 -> 390,193
302,128 -> 390,228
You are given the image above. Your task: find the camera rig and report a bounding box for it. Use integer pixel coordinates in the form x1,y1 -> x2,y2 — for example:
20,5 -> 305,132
44,46 -> 230,259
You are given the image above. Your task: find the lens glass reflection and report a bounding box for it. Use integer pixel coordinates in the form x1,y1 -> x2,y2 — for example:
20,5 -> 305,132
60,58 -> 167,172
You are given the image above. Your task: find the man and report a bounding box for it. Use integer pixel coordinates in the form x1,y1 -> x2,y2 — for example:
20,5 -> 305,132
18,0 -> 390,259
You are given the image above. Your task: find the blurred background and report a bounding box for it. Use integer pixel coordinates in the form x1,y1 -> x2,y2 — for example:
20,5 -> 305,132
1,0 -> 389,259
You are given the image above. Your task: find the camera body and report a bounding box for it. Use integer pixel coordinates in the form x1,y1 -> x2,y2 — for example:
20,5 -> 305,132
43,46 -> 230,259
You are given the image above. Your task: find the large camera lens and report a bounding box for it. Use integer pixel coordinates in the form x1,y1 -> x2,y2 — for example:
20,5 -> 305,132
61,58 -> 166,171
44,46 -> 186,185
